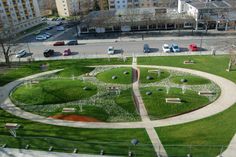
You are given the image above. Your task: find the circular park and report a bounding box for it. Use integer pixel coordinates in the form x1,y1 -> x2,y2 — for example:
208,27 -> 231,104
1,55 -> 236,157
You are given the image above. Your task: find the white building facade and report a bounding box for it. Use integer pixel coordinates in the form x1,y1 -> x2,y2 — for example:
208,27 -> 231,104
0,0 -> 42,33
55,0 -> 79,17
178,0 -> 236,30
109,0 -> 159,10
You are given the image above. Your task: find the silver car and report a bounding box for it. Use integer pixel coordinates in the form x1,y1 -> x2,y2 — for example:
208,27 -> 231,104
15,50 -> 27,58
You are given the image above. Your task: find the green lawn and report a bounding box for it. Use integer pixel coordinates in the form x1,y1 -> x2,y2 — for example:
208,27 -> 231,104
140,87 -> 209,119
170,75 -> 211,85
18,88 -> 139,122
115,89 -> 140,120
11,79 -> 97,105
156,104 -> 236,157
139,68 -> 170,84
96,67 -> 132,84
138,55 -> 236,156
0,109 -> 155,157
138,55 -> 236,83
56,66 -> 94,77
0,58 -> 131,86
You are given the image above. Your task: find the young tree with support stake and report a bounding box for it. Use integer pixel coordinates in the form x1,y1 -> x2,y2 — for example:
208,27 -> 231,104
227,48 -> 236,72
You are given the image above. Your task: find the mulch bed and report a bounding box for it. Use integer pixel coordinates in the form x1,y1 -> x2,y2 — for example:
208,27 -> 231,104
49,114 -> 100,122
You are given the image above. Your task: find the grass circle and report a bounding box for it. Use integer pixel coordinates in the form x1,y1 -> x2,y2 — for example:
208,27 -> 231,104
96,67 -> 132,84
11,79 -> 97,105
171,75 -> 210,85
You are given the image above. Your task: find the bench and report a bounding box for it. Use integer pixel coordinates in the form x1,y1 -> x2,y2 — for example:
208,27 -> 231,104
106,86 -> 119,90
198,91 -> 216,96
184,60 -> 195,64
84,73 -> 94,77
166,98 -> 181,104
62,108 -> 76,113
31,80 -> 39,84
148,70 -> 160,73
5,123 -> 20,129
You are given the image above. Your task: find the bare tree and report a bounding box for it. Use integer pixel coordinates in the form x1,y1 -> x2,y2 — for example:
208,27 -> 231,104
0,24 -> 17,67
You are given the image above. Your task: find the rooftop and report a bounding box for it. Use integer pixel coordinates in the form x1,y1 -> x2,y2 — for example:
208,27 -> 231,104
186,0 -> 235,9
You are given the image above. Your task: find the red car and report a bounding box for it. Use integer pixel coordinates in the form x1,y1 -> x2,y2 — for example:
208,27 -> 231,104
63,49 -> 72,56
53,41 -> 65,46
189,43 -> 198,51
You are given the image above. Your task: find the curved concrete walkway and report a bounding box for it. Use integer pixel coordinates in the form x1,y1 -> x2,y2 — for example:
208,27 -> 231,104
1,66 -> 236,129
218,134 -> 236,157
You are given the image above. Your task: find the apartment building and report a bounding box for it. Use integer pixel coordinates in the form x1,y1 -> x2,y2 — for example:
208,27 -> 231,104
109,0 -> 159,10
0,0 -> 41,33
38,0 -> 56,16
99,0 -> 109,10
56,0 -> 79,17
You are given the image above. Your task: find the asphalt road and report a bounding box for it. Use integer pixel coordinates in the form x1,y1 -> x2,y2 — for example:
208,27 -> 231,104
2,29 -> 235,62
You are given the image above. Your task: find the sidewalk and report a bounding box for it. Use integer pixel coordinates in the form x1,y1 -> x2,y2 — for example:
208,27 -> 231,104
41,34 -> 236,45
219,134 -> 236,157
0,148 -> 119,157
74,29 -> 236,44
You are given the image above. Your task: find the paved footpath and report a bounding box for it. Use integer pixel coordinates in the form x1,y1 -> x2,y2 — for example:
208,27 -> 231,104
218,134 -> 236,157
132,56 -> 167,157
0,148 -> 118,157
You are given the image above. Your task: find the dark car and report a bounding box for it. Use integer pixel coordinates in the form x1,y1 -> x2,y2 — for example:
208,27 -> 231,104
53,41 -> 65,46
45,26 -> 53,30
143,44 -> 151,53
44,49 -> 54,57
67,40 -> 78,45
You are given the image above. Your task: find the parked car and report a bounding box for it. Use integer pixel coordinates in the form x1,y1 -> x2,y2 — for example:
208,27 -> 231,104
44,49 -> 54,57
45,26 -> 53,30
171,44 -> 180,52
53,41 -> 65,46
67,40 -> 78,45
43,32 -> 52,38
15,50 -> 27,58
189,43 -> 198,51
52,18 -> 57,21
57,26 -> 65,31
162,44 -> 171,53
63,49 -> 72,56
36,35 -> 47,40
143,44 -> 151,53
107,46 -> 115,55
41,17 -> 47,21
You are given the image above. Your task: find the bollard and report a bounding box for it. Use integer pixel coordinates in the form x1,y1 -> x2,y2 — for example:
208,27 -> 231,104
128,151 -> 132,157
100,149 -> 104,155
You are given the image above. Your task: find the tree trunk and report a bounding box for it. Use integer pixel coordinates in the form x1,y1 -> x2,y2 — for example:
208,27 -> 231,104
4,54 -> 11,67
